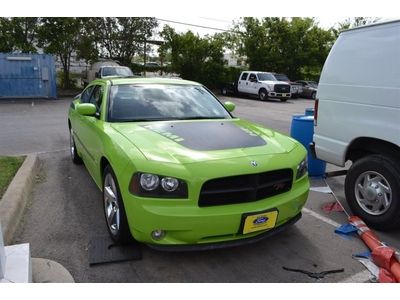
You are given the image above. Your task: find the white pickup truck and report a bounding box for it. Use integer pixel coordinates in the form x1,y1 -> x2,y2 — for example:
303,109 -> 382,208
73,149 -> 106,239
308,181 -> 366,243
222,71 -> 291,102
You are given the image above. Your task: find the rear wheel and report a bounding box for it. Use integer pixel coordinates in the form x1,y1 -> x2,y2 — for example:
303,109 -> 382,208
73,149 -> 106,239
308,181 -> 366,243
69,128 -> 82,164
103,165 -> 132,244
258,89 -> 268,101
345,154 -> 400,230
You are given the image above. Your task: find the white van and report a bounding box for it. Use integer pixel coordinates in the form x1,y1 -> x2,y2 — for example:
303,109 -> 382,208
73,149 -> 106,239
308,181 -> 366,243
312,20 -> 400,230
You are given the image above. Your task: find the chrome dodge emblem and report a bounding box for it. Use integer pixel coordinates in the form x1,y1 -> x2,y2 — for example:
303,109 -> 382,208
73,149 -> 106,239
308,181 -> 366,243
251,160 -> 258,167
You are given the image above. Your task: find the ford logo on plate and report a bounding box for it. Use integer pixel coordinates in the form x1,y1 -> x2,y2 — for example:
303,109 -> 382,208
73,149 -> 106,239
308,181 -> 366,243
253,216 -> 268,225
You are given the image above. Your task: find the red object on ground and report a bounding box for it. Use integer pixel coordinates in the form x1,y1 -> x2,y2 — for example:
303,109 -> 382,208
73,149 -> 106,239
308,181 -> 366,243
349,216 -> 400,283
322,202 -> 344,213
379,268 -> 397,283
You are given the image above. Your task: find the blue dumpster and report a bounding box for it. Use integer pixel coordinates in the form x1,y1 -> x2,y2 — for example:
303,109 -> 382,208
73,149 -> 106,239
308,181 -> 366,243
290,115 -> 326,177
305,108 -> 314,116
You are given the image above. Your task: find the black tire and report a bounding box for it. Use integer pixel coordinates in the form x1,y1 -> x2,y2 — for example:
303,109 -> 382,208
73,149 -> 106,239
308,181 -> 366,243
280,98 -> 288,102
103,165 -> 132,244
345,154 -> 400,230
221,87 -> 228,96
311,91 -> 316,100
258,88 -> 268,101
69,128 -> 82,164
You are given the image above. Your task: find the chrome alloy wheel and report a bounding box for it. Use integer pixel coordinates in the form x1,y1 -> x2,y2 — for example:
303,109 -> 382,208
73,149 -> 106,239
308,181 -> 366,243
104,173 -> 120,235
354,171 -> 392,216
69,129 -> 75,157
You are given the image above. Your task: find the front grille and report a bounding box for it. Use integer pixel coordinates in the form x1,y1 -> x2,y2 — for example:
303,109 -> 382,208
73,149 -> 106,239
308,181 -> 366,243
199,169 -> 293,207
274,84 -> 290,93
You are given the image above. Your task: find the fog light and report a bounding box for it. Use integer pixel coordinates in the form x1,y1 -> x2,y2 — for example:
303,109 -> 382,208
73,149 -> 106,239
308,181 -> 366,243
151,229 -> 166,240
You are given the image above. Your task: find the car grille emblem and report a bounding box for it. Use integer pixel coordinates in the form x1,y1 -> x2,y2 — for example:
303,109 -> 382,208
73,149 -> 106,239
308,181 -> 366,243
250,160 -> 258,167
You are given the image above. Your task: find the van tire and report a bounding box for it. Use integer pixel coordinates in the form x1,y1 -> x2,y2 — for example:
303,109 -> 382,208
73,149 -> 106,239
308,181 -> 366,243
344,154 -> 400,230
258,89 -> 268,101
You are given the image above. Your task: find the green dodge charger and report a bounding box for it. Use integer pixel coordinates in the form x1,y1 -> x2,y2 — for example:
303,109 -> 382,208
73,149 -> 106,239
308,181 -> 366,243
68,77 -> 309,250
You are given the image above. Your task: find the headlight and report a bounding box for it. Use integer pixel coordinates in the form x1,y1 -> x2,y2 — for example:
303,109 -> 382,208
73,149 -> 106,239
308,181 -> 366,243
161,177 -> 179,192
296,157 -> 308,180
130,173 -> 188,198
140,173 -> 159,191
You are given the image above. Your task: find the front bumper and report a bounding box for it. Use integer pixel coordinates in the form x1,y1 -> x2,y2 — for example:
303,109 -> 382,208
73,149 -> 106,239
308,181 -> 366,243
147,212 -> 302,251
123,175 -> 309,246
268,92 -> 291,98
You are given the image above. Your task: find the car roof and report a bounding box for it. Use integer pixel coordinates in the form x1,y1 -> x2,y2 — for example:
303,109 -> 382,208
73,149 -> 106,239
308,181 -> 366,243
103,77 -> 201,86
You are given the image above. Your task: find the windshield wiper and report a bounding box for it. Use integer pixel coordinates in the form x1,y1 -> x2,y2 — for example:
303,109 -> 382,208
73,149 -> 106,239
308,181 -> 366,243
177,116 -> 228,120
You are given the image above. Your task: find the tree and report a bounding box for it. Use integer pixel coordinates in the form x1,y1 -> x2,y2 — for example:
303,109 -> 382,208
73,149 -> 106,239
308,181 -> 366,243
0,17 -> 39,53
232,17 -> 335,80
160,25 -> 226,88
78,17 -> 158,66
38,17 -> 82,89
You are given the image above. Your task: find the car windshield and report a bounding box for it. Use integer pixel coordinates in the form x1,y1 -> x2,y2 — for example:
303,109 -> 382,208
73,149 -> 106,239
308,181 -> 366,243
108,84 -> 231,122
102,67 -> 133,77
257,73 -> 275,81
273,74 -> 290,81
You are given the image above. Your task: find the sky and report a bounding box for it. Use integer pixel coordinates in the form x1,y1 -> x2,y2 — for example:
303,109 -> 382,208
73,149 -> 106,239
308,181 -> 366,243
155,17 -> 349,37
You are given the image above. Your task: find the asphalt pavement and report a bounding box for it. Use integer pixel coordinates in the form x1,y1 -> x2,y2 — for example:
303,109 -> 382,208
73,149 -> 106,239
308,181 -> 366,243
2,95 -> 399,282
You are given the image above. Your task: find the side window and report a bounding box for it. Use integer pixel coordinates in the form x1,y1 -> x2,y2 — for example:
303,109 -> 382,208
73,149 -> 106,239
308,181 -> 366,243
88,85 -> 104,110
249,73 -> 257,82
81,86 -> 94,103
241,72 -> 249,80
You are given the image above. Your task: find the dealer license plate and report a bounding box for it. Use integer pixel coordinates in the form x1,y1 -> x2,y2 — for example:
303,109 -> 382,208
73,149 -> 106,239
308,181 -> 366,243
242,210 -> 278,234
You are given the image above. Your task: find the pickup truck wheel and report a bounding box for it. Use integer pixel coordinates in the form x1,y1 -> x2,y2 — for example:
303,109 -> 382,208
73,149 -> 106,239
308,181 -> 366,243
311,91 -> 316,100
344,154 -> 400,230
258,89 -> 268,101
103,165 -> 133,244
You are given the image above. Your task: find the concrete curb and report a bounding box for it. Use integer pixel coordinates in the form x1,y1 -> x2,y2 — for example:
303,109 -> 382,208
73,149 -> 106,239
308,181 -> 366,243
32,258 -> 75,283
0,154 -> 39,245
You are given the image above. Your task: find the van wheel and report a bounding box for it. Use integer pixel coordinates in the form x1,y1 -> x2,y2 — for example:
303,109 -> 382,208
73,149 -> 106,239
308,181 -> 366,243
311,91 -> 316,100
258,89 -> 268,101
344,154 -> 400,230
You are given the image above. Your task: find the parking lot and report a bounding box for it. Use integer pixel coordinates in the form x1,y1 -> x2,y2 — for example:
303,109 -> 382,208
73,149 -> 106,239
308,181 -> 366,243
1,95 -> 399,283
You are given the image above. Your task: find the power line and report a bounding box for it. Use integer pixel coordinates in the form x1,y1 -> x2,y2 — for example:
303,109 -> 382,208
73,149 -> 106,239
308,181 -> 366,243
156,18 -> 233,33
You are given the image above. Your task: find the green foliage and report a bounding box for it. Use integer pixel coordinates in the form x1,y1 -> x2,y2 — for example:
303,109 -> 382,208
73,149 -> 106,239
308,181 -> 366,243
160,25 -> 227,89
232,17 -> 335,80
0,17 -> 38,53
37,18 -> 83,89
78,17 -> 158,66
0,156 -> 25,199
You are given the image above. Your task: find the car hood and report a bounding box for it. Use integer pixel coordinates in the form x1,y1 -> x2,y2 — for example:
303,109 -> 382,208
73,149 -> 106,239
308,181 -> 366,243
259,80 -> 290,85
111,119 -> 298,164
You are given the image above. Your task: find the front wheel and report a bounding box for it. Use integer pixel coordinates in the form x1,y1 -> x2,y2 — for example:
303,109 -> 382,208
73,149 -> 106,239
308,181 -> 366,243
345,154 -> 400,230
103,165 -> 132,244
258,89 -> 268,101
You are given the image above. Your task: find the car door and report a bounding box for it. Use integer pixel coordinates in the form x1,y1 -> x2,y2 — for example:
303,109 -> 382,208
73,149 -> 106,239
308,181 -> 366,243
249,73 -> 261,95
77,83 -> 106,179
237,72 -> 249,93
71,85 -> 95,162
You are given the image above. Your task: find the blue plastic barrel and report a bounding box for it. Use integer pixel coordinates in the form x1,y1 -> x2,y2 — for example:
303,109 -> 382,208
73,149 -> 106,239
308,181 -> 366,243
305,108 -> 314,116
290,115 -> 326,177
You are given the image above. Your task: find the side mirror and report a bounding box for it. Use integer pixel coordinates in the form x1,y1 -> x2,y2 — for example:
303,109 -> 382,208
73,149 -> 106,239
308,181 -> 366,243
76,103 -> 97,116
224,101 -> 235,112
